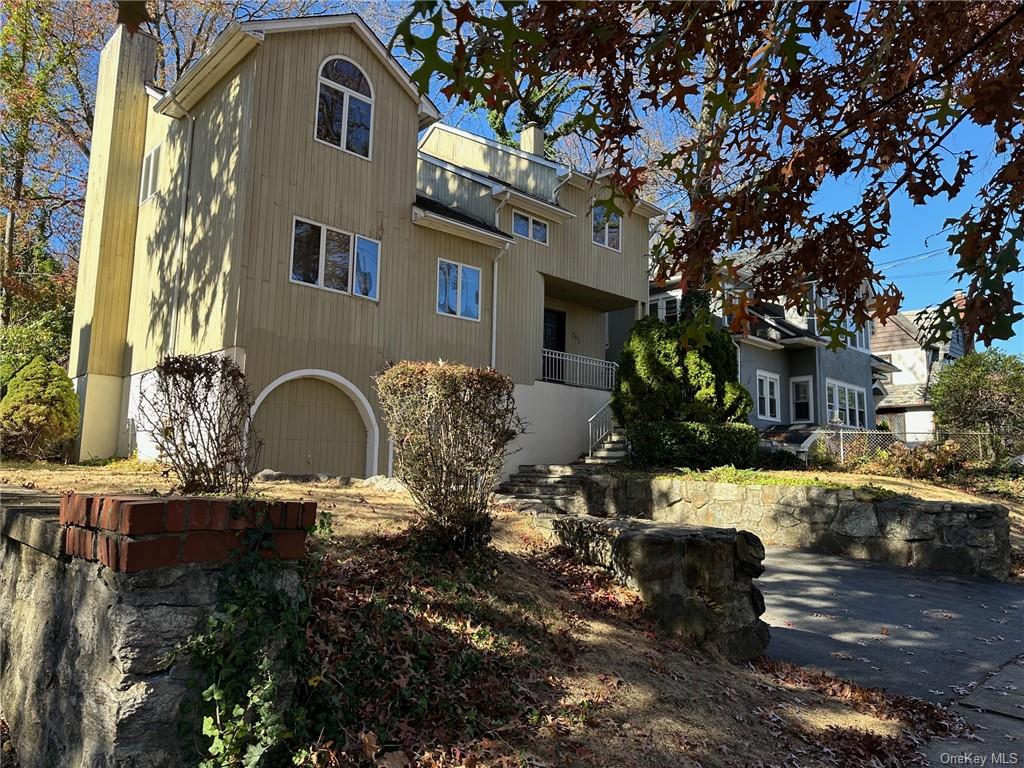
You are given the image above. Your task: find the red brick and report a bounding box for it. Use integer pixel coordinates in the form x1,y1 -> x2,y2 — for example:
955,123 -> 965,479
187,499 -> 210,530
283,502 -> 302,529
165,499 -> 187,532
98,533 -> 118,570
119,536 -> 180,573
97,497 -> 125,531
80,529 -> 97,561
207,501 -> 229,530
63,528 -> 75,557
183,531 -> 239,563
265,531 -> 306,560
119,500 -> 167,535
266,502 -> 285,529
301,502 -> 317,529
59,493 -> 78,526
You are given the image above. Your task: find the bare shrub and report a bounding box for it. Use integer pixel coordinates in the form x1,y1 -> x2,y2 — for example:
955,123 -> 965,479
375,361 -> 524,551
139,354 -> 262,495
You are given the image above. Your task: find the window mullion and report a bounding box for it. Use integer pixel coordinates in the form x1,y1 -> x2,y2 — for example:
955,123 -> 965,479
318,226 -> 326,287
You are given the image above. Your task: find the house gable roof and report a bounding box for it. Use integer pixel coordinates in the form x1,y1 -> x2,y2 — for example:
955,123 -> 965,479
155,14 -> 441,127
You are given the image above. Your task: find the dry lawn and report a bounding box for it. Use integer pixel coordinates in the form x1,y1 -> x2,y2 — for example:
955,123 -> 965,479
0,459 -> 976,766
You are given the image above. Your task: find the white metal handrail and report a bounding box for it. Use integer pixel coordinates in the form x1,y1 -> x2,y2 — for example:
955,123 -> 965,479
541,348 -> 618,391
588,400 -> 614,456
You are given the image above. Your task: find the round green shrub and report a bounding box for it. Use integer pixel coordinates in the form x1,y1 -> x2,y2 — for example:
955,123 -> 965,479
0,355 -> 80,459
612,315 -> 751,427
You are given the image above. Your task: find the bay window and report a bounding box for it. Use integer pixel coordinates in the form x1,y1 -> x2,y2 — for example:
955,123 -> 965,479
825,379 -> 867,427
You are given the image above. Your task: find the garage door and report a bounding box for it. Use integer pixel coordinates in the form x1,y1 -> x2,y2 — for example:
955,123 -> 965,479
252,377 -> 367,477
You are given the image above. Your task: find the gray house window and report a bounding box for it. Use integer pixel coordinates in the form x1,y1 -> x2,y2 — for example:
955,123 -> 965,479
791,376 -> 813,423
756,370 -> 780,422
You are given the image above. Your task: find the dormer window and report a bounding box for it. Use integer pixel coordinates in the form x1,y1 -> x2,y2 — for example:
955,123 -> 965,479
592,203 -> 621,251
315,56 -> 373,159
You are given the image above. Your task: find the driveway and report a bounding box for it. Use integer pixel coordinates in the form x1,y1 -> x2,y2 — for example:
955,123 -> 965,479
761,546 -> 1024,765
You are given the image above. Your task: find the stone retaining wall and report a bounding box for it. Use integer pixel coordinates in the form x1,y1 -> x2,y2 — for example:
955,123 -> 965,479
0,492 -> 314,768
532,511 -> 770,662
567,475 -> 1011,579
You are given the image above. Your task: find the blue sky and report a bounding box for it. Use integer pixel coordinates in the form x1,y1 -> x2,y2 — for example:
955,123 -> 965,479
816,119 -> 1022,353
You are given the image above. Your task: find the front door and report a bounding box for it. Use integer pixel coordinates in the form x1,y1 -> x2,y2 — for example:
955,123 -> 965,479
543,308 -> 567,382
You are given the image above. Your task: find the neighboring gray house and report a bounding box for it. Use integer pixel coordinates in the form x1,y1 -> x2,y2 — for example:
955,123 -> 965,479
871,295 -> 971,440
640,279 -> 897,440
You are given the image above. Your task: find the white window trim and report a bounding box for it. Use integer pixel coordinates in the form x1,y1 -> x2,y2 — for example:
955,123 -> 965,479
139,144 -> 161,204
511,209 -> 549,246
436,257 -> 482,323
591,202 -> 622,252
288,215 -> 380,302
825,378 -> 868,428
755,369 -> 782,423
790,375 -> 814,424
313,54 -> 374,162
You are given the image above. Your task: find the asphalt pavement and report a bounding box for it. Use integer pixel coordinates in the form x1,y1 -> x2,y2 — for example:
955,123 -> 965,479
760,546 -> 1024,766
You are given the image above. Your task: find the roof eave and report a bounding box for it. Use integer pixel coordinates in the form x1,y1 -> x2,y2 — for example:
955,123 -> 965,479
155,24 -> 263,117
411,205 -> 512,248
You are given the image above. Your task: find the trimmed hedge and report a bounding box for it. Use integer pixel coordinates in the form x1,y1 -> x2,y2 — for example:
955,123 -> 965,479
626,421 -> 759,469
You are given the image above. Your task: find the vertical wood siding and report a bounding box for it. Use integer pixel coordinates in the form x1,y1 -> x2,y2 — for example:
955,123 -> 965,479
70,29 -> 156,378
253,377 -> 366,475
420,127 -> 558,199
416,159 -> 496,223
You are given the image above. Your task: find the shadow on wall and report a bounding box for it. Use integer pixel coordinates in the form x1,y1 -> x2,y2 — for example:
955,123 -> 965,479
132,72 -> 246,377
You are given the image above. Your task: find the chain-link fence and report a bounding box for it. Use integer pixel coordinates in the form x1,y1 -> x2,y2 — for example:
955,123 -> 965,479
809,429 -> 999,465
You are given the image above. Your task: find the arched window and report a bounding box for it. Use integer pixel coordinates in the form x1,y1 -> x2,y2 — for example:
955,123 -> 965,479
315,56 -> 373,159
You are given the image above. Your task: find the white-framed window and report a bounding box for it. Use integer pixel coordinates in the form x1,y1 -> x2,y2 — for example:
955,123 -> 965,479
139,143 -> 161,203
436,258 -> 481,321
315,55 -> 373,159
790,375 -> 813,423
592,202 -> 621,251
756,370 -> 781,422
650,295 -> 680,324
825,379 -> 867,427
813,291 -> 870,350
290,216 -> 379,300
511,210 -> 548,245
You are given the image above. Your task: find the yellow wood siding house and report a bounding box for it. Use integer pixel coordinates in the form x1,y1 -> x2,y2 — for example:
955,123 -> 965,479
69,15 -> 661,477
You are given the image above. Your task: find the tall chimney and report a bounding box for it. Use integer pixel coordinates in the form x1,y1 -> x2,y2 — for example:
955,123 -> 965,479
520,122 -> 545,156
68,26 -> 157,460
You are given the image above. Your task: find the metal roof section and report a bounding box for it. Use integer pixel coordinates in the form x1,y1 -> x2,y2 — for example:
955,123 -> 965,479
412,194 -> 513,248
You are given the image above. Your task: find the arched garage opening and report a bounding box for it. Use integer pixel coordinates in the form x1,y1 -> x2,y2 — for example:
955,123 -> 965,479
251,369 -> 379,477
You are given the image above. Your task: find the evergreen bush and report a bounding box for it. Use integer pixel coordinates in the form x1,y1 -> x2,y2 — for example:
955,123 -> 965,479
626,421 -> 759,469
0,355 -> 79,459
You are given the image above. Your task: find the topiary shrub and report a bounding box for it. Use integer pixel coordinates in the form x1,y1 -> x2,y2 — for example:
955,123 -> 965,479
375,361 -> 524,551
626,421 -> 759,469
612,315 -> 751,427
0,355 -> 79,459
